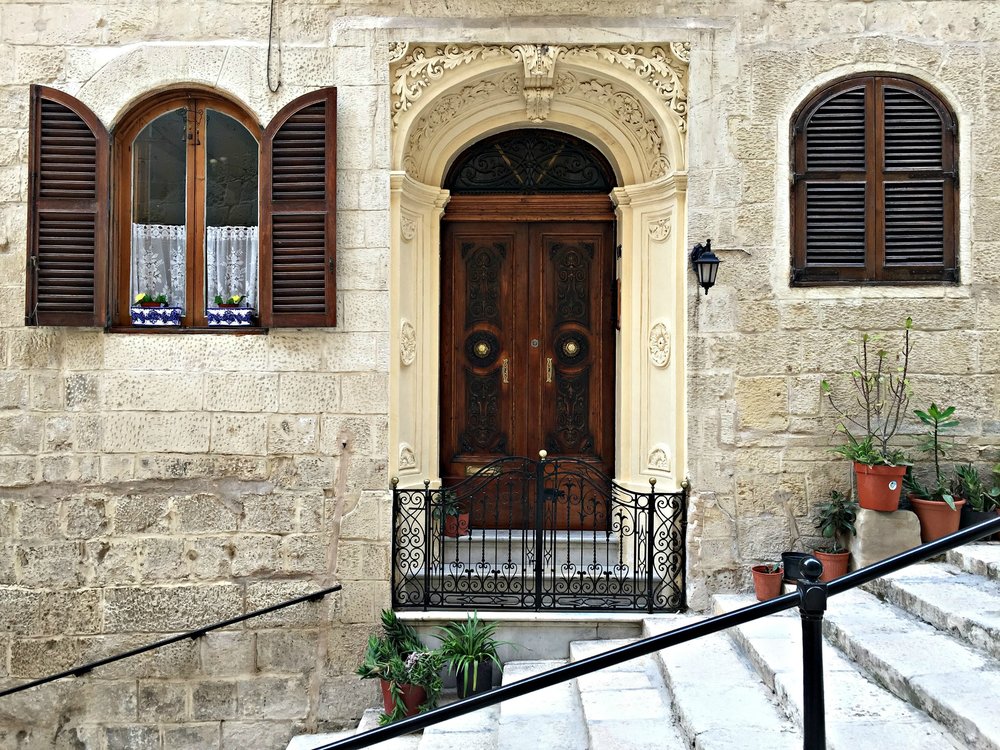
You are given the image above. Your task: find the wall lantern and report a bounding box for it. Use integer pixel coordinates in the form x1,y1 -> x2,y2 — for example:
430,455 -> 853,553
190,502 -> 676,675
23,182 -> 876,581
690,239 -> 721,295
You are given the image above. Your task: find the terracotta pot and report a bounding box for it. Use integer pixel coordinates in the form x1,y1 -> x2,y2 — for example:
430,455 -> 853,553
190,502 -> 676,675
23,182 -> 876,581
379,680 -> 426,717
854,462 -> 907,512
751,564 -> 784,601
813,550 -> 850,582
909,495 -> 966,543
443,512 -> 470,538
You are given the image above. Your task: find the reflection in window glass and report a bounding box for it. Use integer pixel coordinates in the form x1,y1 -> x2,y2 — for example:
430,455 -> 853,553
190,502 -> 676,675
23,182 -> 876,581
130,108 -> 187,311
205,109 -> 259,311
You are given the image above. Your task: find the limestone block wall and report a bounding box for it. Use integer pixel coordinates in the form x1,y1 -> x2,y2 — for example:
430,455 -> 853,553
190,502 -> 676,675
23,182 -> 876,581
1,0 -> 1000,745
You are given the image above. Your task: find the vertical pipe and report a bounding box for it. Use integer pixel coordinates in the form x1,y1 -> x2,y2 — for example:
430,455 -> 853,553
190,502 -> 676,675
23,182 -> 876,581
797,556 -> 828,750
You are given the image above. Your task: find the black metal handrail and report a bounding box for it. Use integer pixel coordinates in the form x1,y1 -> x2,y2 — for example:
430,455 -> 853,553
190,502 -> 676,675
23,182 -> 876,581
0,583 -> 342,699
317,516 -> 1000,750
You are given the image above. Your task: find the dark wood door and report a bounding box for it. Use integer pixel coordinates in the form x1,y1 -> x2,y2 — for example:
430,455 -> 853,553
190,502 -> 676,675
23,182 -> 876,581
440,212 -> 615,529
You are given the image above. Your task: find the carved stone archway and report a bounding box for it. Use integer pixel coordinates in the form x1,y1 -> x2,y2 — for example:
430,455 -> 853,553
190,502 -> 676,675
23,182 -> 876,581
389,43 -> 689,493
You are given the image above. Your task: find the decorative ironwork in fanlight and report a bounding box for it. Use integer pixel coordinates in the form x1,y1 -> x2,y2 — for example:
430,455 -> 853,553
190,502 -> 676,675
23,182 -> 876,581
445,129 -> 615,194
462,241 -> 506,327
390,456 -> 689,612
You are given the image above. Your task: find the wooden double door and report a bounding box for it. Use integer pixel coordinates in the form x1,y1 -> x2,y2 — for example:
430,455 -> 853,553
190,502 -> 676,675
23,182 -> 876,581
440,201 -> 616,529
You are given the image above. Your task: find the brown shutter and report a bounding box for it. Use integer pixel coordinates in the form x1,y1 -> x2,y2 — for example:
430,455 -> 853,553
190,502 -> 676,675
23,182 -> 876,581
260,88 -> 337,327
26,86 -> 109,326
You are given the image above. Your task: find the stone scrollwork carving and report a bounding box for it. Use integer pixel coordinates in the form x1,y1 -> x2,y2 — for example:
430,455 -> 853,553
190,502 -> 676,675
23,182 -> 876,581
400,215 -> 417,241
648,321 -> 671,368
388,42 -> 409,63
648,218 -> 671,242
670,42 -> 691,63
512,44 -> 566,121
400,319 -> 416,366
647,444 -> 672,472
399,443 -> 416,470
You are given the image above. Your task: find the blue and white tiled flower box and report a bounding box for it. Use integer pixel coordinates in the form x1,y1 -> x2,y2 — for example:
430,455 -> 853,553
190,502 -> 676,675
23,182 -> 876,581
130,305 -> 182,326
207,306 -> 255,326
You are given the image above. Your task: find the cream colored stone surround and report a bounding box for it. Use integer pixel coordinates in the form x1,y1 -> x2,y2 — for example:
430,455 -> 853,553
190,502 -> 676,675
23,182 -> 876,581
388,43 -> 690,492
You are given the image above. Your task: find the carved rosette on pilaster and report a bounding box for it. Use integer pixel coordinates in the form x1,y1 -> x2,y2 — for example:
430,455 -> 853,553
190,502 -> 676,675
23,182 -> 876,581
648,321 -> 671,368
400,319 -> 416,366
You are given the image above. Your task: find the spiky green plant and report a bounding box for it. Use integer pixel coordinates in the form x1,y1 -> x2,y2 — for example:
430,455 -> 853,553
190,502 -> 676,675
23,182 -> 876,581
435,612 -> 512,695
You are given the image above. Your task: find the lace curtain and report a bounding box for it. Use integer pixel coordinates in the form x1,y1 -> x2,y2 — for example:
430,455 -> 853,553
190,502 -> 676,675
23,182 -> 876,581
131,224 -> 186,310
206,225 -> 258,308
131,224 -> 259,311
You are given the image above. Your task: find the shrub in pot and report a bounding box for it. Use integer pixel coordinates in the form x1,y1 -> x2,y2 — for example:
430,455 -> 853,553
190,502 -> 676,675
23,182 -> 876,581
906,403 -> 966,543
435,489 -> 470,538
812,489 -> 858,581
822,318 -> 913,512
435,611 -> 511,699
357,609 -> 443,724
954,462 -> 1000,540
751,563 -> 783,601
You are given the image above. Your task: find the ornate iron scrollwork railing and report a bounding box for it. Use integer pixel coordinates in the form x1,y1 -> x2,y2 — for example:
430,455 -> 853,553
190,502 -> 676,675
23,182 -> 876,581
391,455 -> 688,612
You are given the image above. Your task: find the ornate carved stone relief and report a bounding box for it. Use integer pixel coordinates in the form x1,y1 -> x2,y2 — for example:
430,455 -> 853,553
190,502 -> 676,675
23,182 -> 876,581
648,218 -> 672,243
400,215 -> 417,241
648,321 -> 671,368
647,443 -> 672,472
391,43 -> 689,132
399,443 -> 416,470
400,319 -> 416,366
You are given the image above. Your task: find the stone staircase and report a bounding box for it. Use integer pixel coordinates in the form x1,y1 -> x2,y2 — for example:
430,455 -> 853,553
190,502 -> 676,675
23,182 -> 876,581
290,543 -> 1000,750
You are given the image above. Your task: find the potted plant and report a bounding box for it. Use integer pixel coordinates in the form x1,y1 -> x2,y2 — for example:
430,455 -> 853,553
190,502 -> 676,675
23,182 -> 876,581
822,318 -> 913,511
207,292 -> 254,326
954,463 -> 1000,536
435,489 -> 470,538
906,403 -> 967,543
357,609 -> 443,724
812,490 -> 858,581
435,612 -> 511,698
130,292 -> 181,326
750,563 -> 783,601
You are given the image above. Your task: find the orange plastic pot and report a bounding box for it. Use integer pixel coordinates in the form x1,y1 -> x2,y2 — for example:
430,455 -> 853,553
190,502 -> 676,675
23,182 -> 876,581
910,495 -> 966,543
751,565 -> 783,601
813,550 -> 850,582
854,462 -> 906,511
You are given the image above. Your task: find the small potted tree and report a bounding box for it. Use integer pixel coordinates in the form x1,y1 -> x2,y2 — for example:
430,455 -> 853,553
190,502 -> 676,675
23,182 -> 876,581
906,403 -> 966,543
822,318 -> 913,511
357,609 -> 443,724
435,612 -> 511,698
812,490 -> 858,581
750,563 -> 783,601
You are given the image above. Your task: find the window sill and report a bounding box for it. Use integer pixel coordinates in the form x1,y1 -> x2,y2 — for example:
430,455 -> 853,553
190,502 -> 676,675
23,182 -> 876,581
107,325 -> 269,335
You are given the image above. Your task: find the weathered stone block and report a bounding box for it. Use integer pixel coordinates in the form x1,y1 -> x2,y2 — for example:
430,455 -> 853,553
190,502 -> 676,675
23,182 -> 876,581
199,632 -> 256,678
0,373 -> 27,409
112,494 -> 170,534
237,674 -> 310,719
102,413 -> 211,453
175,494 -> 241,534
210,413 -> 269,456
103,584 -> 243,632
103,372 -> 203,411
229,534 -> 283,578
278,372 -> 341,413
849,508 -> 921,569
137,680 -> 186,722
257,629 -> 320,672
191,679 -> 239,720
268,415 -> 319,454
735,377 -> 789,431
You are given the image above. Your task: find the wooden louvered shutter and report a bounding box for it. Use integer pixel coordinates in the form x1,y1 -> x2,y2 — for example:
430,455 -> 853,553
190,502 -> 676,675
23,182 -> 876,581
791,75 -> 957,284
260,88 -> 337,327
26,86 -> 109,326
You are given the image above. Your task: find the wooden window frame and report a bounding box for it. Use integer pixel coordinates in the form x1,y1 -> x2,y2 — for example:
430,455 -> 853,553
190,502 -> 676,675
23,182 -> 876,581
111,90 -> 263,331
791,73 -> 958,286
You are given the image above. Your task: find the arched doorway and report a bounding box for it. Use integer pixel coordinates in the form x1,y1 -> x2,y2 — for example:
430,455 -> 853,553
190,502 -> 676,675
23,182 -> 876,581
438,130 -> 617,529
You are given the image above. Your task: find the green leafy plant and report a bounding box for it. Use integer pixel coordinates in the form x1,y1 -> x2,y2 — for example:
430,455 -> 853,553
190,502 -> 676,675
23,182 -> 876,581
821,318 -> 913,466
952,463 -> 1000,512
435,612 -> 512,695
813,490 -> 859,554
134,292 -> 167,305
756,563 -> 781,575
905,403 -> 959,509
357,609 -> 442,724
213,293 -> 245,307
432,489 -> 463,520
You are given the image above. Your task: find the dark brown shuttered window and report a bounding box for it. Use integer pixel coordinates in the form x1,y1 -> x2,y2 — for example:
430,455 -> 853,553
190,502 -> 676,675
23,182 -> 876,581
26,85 -> 337,330
791,75 -> 957,285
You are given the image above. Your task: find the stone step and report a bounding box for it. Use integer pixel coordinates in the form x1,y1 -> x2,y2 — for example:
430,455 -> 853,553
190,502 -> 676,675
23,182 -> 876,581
714,594 -> 961,749
947,543 -> 1000,582
287,709 -> 420,750
497,660 -> 587,750
417,702 -> 499,750
822,587 -> 1000,750
866,562 -> 1000,661
642,618 -> 799,750
569,638 -> 687,750
441,530 -> 623,569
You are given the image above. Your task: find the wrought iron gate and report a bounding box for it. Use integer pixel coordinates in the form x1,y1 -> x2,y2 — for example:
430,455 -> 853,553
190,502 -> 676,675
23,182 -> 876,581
391,455 -> 688,612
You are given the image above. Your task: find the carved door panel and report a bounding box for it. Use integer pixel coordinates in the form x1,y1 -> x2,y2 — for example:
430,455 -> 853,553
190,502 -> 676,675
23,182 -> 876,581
440,219 -> 614,530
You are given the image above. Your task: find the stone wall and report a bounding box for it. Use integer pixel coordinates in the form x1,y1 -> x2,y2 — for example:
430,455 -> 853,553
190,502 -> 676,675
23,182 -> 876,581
1,0 -> 1000,746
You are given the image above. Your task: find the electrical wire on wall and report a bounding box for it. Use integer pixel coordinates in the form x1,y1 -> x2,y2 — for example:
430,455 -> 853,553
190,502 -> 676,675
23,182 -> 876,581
267,0 -> 282,93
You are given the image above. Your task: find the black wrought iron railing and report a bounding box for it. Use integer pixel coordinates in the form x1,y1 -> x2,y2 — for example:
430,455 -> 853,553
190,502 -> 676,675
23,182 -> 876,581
318,516 -> 1000,750
0,583 -> 342,699
391,455 -> 688,613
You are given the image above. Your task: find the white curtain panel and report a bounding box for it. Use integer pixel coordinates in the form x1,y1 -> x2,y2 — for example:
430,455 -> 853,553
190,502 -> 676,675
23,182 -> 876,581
206,225 -> 259,309
131,223 -> 187,311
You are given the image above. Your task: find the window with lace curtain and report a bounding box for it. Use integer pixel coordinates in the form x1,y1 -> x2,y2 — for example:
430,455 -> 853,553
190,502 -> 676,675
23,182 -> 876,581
26,85 -> 337,329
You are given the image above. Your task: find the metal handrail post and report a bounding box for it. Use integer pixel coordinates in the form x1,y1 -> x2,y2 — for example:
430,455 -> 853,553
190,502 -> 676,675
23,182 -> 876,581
798,556 -> 828,750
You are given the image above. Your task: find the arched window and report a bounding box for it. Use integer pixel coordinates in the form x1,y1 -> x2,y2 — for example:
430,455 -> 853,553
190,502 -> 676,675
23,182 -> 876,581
26,85 -> 338,329
791,74 -> 957,285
